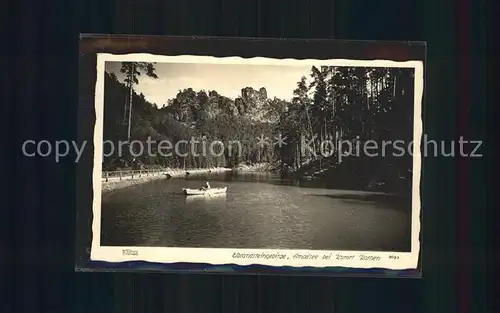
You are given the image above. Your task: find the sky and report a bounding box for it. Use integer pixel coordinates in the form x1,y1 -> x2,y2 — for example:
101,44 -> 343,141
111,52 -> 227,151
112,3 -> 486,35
105,61 -> 312,106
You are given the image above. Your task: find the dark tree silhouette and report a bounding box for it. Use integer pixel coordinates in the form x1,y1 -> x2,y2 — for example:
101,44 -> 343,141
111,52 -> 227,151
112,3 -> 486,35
120,62 -> 159,141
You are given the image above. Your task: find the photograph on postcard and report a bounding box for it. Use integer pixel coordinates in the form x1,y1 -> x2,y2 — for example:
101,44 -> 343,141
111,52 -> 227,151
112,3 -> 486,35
90,53 -> 423,270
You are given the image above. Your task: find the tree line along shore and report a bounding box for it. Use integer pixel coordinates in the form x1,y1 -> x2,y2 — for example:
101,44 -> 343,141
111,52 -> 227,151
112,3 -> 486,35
101,163 -> 272,193
102,62 -> 415,194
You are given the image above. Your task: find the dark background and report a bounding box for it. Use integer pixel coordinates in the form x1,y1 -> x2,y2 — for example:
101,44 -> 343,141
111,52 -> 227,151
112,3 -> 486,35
6,0 -> 491,312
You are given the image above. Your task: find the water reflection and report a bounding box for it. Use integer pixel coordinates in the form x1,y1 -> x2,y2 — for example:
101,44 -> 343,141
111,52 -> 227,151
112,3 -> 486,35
101,172 -> 412,251
185,170 -> 326,189
184,193 -> 228,204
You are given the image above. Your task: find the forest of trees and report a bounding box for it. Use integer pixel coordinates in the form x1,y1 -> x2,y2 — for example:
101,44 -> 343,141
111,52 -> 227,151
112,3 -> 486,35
102,62 -> 415,193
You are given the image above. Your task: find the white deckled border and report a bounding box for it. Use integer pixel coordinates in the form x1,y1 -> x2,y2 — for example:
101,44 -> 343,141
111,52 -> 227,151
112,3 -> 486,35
90,53 -> 423,271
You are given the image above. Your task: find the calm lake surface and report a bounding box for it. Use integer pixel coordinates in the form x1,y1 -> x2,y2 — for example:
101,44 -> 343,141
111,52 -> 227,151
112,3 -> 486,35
101,172 -> 412,251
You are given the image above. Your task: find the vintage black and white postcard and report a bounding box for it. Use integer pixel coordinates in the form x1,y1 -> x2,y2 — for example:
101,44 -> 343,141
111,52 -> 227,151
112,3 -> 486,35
78,36 -> 425,273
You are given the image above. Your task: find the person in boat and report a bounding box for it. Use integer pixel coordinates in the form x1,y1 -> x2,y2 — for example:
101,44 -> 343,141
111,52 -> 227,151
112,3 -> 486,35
201,181 -> 211,191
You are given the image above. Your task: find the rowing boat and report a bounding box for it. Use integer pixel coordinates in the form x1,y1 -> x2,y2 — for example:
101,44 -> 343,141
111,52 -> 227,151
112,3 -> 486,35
182,187 -> 228,196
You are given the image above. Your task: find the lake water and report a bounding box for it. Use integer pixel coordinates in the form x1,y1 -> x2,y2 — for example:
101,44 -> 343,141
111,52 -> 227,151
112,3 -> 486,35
100,171 -> 411,251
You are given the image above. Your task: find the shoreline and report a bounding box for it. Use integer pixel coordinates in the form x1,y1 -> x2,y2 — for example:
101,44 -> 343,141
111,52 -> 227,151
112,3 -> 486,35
100,165 -> 410,200
101,166 -> 275,193
101,167 -> 232,193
